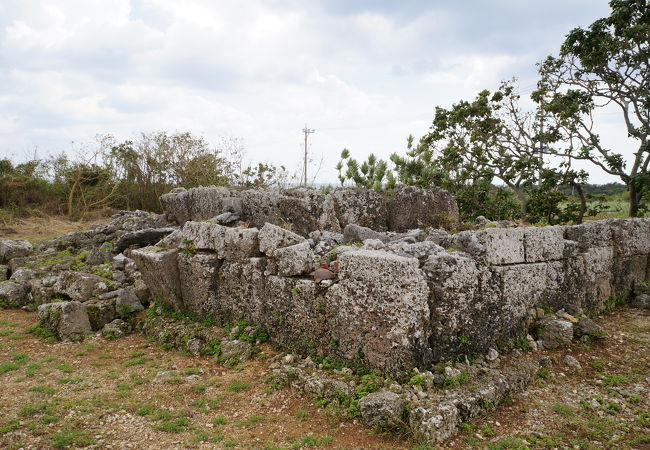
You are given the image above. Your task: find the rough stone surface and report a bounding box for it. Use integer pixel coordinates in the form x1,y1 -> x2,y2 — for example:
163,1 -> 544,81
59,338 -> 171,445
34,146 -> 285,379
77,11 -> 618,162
115,288 -> 145,316
37,301 -> 92,341
220,339 -> 253,362
115,227 -> 176,252
258,223 -> 305,254
53,271 -> 108,302
564,354 -> 581,370
131,247 -> 182,310
0,281 -> 28,307
387,185 -> 459,232
0,238 -> 33,263
342,223 -> 388,244
359,391 -> 405,428
85,299 -> 117,330
538,318 -> 574,349
101,319 -> 132,338
271,241 -> 315,276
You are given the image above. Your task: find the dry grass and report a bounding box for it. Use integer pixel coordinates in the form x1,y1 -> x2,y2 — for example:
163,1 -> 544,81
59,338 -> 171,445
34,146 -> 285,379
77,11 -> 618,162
0,210 -> 114,243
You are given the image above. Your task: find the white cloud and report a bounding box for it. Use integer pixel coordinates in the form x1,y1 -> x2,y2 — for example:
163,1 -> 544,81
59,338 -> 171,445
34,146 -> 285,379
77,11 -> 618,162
0,0 -> 628,184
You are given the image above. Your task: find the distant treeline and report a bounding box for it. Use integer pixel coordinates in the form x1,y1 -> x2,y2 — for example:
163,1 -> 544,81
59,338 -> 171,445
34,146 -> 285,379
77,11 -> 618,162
0,132 -> 288,222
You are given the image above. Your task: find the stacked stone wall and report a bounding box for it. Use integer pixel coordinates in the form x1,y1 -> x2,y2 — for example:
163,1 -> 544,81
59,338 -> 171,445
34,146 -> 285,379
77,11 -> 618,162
133,207 -> 650,377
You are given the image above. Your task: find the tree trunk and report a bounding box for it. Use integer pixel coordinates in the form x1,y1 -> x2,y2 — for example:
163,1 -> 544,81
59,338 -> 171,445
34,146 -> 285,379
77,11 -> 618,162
629,182 -> 640,217
574,183 -> 587,224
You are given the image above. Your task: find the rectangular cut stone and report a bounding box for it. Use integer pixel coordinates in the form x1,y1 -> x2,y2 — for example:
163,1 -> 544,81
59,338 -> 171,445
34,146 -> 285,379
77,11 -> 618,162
131,247 -> 183,311
564,220 -> 613,249
524,226 -> 564,262
611,219 -> 650,257
476,228 -> 525,265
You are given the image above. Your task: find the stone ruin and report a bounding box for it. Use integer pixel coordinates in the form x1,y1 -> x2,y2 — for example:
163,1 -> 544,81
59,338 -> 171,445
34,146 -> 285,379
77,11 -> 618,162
130,186 -> 650,378
1,185 -> 649,443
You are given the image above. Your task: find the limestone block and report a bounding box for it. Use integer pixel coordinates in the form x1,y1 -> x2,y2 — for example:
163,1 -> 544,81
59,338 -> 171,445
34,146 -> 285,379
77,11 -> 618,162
181,221 -> 225,251
53,271 -> 109,302
329,250 -> 430,376
610,218 -> 650,257
0,281 -> 28,308
474,228 -> 526,265
342,223 -> 388,244
131,247 -> 183,310
0,238 -> 33,263
330,187 -> 388,231
387,185 -> 459,232
524,226 -> 564,262
37,301 -> 92,341
564,220 -> 613,249
178,252 -> 221,317
359,391 -> 405,428
258,223 -> 305,255
85,298 -> 117,330
272,241 -> 315,276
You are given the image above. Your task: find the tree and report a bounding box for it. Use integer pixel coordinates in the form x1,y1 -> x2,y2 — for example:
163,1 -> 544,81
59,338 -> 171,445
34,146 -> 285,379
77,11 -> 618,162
394,81 -> 592,223
536,0 -> 649,216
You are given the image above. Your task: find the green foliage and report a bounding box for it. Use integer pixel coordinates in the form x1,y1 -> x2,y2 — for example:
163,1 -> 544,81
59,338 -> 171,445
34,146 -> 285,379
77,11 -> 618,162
536,0 -> 649,217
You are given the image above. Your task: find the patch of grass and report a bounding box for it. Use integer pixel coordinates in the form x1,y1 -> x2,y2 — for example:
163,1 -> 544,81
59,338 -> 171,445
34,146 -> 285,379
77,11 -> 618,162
552,403 -> 574,417
184,367 -> 200,375
236,414 -> 265,428
0,361 -> 19,375
19,402 -> 54,417
190,430 -> 224,444
56,363 -> 74,373
56,377 -> 84,384
212,416 -> 227,426
0,419 -> 20,434
592,360 -> 605,371
193,383 -> 208,393
537,368 -> 551,379
228,381 -> 251,392
12,352 -> 27,363
25,362 -> 41,377
291,435 -> 334,448
294,409 -> 310,421
486,437 -> 530,449
157,417 -> 189,433
136,405 -> 154,416
50,427 -> 93,449
124,357 -> 147,367
30,385 -> 57,395
602,373 -> 627,386
26,324 -> 58,342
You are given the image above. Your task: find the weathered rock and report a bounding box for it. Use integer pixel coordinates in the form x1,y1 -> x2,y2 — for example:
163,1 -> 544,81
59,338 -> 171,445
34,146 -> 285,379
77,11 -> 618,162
115,288 -> 145,316
9,268 -> 36,282
156,229 -> 182,249
331,187 -> 388,231
272,241 -> 315,276
153,370 -> 180,383
630,293 -> 650,309
359,391 -> 405,429
131,247 -> 182,310
0,264 -> 8,281
0,238 -> 33,263
258,223 -> 305,254
53,271 -> 109,302
538,318 -> 573,349
178,252 -> 221,316
37,301 -> 92,341
115,227 -> 177,253
387,185 -> 459,232
85,299 -> 117,330
0,281 -> 28,308
85,242 -> 115,265
564,355 -> 581,370
329,249 -> 431,376
573,317 -> 608,339
102,318 -> 132,339
342,223 -> 388,244
220,339 -> 253,362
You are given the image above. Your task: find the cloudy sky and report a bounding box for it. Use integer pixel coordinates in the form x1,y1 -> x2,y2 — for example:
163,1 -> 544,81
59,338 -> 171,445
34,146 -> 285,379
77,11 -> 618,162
0,0 -> 629,184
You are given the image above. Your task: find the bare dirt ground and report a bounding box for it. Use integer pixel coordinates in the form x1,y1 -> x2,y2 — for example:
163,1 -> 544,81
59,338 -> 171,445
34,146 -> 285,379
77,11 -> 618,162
0,308 -> 648,449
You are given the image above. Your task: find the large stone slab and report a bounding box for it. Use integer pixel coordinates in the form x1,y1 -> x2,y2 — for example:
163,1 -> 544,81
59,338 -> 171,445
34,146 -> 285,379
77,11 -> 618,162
37,301 -> 92,341
131,247 -> 183,310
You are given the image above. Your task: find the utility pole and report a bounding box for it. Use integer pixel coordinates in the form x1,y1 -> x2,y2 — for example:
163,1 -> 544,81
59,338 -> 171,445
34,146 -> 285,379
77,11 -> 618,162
302,124 -> 315,186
